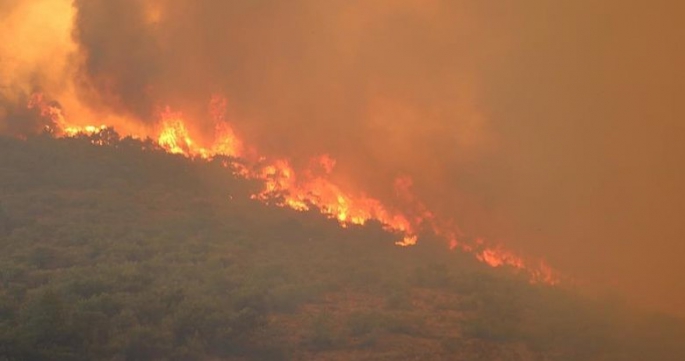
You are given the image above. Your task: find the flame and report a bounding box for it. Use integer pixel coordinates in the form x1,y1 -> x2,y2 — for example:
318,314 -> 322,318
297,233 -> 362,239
28,92 -> 559,284
156,107 -> 242,159
250,154 -> 418,246
477,246 -> 525,269
157,108 -> 197,156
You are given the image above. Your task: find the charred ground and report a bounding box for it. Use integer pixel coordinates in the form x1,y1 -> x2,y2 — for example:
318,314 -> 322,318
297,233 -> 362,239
0,134 -> 683,361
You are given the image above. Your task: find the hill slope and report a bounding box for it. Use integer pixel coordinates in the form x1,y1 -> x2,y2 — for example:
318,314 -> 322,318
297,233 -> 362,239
0,134 -> 684,361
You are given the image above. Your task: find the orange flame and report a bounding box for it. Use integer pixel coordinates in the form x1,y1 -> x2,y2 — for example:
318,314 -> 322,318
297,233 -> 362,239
31,93 -> 559,284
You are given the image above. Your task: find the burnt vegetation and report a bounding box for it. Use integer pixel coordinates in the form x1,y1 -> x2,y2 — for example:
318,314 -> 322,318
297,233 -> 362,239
0,133 -> 684,361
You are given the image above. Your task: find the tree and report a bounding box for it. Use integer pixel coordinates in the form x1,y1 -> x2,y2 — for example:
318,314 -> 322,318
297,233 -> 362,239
0,201 -> 11,236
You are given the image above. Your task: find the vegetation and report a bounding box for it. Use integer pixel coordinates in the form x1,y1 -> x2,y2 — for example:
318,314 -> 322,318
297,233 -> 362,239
0,133 -> 684,360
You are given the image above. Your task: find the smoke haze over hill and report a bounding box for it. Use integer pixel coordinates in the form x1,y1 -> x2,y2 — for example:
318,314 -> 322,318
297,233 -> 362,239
1,0 -> 684,314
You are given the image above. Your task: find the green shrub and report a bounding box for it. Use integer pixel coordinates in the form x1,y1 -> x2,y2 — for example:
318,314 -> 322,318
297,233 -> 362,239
302,313 -> 339,350
346,311 -> 385,336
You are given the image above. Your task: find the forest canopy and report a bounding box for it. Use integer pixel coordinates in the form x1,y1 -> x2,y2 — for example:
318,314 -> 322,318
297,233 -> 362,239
0,133 -> 683,361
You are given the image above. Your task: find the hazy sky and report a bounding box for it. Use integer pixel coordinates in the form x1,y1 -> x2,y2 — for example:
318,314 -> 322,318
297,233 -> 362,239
1,0 -> 684,314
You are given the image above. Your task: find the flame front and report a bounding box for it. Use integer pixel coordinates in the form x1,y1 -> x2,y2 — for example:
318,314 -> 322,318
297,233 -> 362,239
33,93 -> 558,285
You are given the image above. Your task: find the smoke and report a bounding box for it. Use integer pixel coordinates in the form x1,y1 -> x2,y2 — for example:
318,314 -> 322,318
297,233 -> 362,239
0,0 -> 74,134
2,0 -> 685,314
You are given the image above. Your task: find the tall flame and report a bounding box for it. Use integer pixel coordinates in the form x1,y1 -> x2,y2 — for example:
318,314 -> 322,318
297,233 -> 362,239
27,92 -> 559,284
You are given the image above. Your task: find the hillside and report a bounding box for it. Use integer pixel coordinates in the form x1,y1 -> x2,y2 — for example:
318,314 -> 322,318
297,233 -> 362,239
0,133 -> 684,361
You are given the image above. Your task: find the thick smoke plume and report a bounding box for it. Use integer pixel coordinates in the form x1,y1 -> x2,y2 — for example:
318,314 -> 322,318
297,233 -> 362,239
1,0 -> 684,314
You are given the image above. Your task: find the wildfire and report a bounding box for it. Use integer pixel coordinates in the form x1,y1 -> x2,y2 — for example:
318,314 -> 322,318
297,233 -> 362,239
29,93 -> 559,285
157,109 -> 196,156
252,156 -> 417,244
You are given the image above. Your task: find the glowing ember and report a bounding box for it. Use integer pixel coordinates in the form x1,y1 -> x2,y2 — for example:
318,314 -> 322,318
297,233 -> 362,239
34,93 -> 559,285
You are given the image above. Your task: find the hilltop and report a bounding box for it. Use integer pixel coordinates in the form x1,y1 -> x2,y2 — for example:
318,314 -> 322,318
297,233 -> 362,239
0,133 -> 683,361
